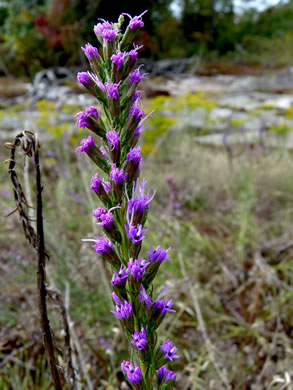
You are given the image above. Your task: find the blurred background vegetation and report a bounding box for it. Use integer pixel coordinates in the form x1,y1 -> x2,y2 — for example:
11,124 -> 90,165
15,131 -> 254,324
1,0 -> 293,77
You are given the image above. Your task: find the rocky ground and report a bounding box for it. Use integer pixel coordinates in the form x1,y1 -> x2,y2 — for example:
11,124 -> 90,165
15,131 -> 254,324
1,64 -> 293,150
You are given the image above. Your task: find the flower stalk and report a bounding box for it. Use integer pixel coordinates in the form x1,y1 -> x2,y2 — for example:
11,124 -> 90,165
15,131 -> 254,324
76,11 -> 178,389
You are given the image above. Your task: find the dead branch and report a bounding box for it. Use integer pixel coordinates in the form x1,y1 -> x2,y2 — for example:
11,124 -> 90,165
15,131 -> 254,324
5,131 -> 63,390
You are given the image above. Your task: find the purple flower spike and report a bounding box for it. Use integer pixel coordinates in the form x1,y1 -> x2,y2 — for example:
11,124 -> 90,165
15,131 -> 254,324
105,81 -> 120,100
129,100 -> 145,120
106,130 -> 120,151
111,50 -> 125,70
111,265 -> 128,286
77,72 -> 91,86
111,293 -> 132,320
127,258 -> 150,281
147,245 -> 171,264
131,327 -> 147,350
94,19 -> 119,43
100,145 -> 108,159
86,106 -> 99,120
121,361 -> 142,386
81,43 -> 98,62
110,165 -> 127,185
75,111 -> 90,128
75,136 -> 96,154
129,65 -> 148,86
160,339 -> 179,361
125,224 -> 148,244
123,10 -> 147,31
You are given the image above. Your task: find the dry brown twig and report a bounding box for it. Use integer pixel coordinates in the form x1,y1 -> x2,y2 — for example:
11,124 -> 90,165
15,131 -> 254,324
5,131 -> 63,390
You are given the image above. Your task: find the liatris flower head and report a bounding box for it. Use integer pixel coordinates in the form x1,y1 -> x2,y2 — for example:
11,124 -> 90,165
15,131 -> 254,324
127,258 -> 150,287
147,245 -> 172,264
160,339 -> 179,362
75,107 -> 106,138
94,19 -> 120,43
111,293 -> 134,330
94,205 -> 122,242
131,327 -> 147,351
77,71 -> 91,86
123,10 -> 147,31
92,236 -> 120,269
129,44 -> 143,64
111,49 -> 125,79
121,361 -> 142,388
81,43 -> 98,62
127,178 -> 155,226
125,146 -> 142,182
76,136 -> 109,172
86,106 -> 99,120
90,174 -> 110,195
111,265 -> 128,288
129,65 -> 148,87
106,129 -> 120,163
143,246 -> 171,288
125,223 -> 148,257
105,81 -> 120,100
157,366 -> 176,388
75,136 -> 96,154
110,164 -> 127,199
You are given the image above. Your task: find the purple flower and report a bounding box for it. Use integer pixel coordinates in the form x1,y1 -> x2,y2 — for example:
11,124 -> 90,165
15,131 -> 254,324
110,165 -> 127,185
105,81 -> 120,100
93,207 -> 107,219
100,145 -> 108,159
111,50 -> 125,70
129,100 -> 145,120
127,179 -> 155,223
75,111 -> 90,128
139,285 -> 152,308
123,10 -> 147,31
157,366 -> 176,384
99,212 -> 114,230
111,293 -> 132,320
125,224 -> 148,244
92,236 -> 114,255
106,130 -> 120,151
111,265 -> 128,286
81,43 -> 98,62
126,147 -> 142,166
129,65 -> 148,86
90,174 -> 111,195
131,327 -> 147,350
89,73 -> 105,91
94,208 -> 114,229
127,258 -> 150,281
75,136 -> 96,154
121,361 -> 142,386
154,299 -> 176,316
77,72 -> 91,86
147,245 -> 171,264
160,339 -> 179,361
129,44 -> 143,63
94,19 -> 119,43
86,106 -> 99,120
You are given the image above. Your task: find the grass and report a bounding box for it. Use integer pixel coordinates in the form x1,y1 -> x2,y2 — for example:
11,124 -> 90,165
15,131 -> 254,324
1,94 -> 293,389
